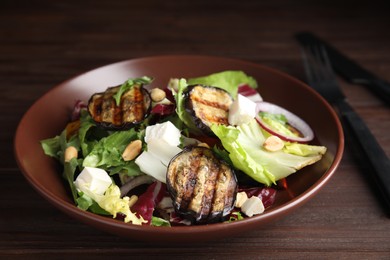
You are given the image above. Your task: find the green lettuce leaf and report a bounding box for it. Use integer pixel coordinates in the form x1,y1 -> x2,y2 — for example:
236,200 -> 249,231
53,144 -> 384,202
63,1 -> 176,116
211,119 -> 326,186
76,192 -> 111,215
41,128 -> 80,163
109,160 -> 141,177
41,135 -> 61,160
173,78 -> 202,135
225,211 -> 244,223
41,128 -> 81,202
284,142 -> 327,156
259,111 -> 299,138
82,129 -> 138,170
78,110 -> 109,158
64,158 -> 79,202
188,70 -> 258,97
151,216 -> 171,227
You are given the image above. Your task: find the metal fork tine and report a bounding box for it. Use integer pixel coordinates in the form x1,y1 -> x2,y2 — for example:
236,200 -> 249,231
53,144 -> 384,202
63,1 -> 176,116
301,46 -> 317,86
298,39 -> 390,213
312,45 -> 335,82
320,45 -> 333,73
301,43 -> 345,103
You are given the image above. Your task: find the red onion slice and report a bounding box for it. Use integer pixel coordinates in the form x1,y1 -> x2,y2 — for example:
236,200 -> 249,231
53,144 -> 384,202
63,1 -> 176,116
255,101 -> 314,143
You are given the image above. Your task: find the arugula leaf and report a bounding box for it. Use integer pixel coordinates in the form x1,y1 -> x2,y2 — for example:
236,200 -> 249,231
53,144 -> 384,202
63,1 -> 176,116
113,76 -> 153,106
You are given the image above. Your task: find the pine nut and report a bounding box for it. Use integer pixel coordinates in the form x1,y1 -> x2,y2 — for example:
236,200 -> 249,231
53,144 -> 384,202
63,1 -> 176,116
64,146 -> 78,162
197,142 -> 210,148
263,135 -> 284,152
122,140 -> 142,161
150,88 -> 166,102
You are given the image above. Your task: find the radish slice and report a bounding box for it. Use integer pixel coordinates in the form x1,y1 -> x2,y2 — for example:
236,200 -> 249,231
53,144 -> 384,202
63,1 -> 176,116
255,101 -> 314,143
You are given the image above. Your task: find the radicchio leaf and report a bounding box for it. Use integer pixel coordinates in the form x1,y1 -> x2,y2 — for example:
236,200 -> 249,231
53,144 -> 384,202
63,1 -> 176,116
131,181 -> 167,225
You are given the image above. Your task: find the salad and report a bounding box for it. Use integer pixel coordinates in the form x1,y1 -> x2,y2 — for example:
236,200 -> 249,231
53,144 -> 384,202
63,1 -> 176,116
41,71 -> 326,226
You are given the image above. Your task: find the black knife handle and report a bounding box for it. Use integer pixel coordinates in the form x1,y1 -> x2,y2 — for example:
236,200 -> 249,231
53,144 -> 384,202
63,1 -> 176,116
336,100 -> 390,211
367,79 -> 390,105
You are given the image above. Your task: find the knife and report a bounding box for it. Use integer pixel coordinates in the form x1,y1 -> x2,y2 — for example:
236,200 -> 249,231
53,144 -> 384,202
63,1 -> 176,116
297,34 -> 390,216
295,32 -> 390,105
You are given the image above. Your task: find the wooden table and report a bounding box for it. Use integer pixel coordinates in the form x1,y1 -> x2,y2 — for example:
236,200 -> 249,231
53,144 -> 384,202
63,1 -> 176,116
2,0 -> 389,258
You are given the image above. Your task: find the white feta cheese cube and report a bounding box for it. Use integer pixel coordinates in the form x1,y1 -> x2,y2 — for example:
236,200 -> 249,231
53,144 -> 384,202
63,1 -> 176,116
228,94 -> 257,126
147,138 -> 182,166
135,151 -> 167,183
144,121 -> 181,146
74,167 -> 112,200
247,93 -> 263,103
234,191 -> 249,208
137,121 -> 183,183
241,196 -> 265,217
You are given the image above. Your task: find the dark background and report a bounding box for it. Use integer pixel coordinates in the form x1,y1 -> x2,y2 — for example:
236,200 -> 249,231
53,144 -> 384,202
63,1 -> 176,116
1,0 -> 390,258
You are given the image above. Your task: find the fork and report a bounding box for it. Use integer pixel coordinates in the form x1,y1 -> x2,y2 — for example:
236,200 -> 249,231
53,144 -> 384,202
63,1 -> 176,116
301,44 -> 390,214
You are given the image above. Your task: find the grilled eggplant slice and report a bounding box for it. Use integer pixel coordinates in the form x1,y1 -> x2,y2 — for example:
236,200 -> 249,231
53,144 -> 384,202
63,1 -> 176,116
166,146 -> 238,224
184,85 -> 233,135
88,84 -> 151,130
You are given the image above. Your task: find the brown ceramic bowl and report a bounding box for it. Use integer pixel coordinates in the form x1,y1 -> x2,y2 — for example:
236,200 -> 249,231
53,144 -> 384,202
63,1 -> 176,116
14,55 -> 344,243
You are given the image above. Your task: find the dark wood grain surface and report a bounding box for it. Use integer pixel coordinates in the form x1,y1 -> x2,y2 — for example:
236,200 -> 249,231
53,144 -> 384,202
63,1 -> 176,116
1,0 -> 390,258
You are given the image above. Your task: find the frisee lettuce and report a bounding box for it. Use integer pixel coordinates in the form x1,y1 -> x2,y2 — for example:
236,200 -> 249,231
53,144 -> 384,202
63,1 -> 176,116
76,191 -> 111,215
76,182 -> 148,225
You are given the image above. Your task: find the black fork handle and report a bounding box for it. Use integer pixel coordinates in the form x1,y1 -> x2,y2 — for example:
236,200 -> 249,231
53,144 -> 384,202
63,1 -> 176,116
336,100 -> 390,213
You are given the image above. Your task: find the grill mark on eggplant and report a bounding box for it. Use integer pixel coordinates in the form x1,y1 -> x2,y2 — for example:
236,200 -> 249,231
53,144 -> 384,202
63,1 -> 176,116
190,94 -> 231,111
183,85 -> 233,135
91,96 -> 104,122
88,84 -> 151,130
195,103 -> 229,125
176,158 -> 197,211
211,163 -> 235,217
187,155 -> 206,219
197,156 -> 220,220
167,146 -> 237,224
122,84 -> 145,123
188,154 -> 219,221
